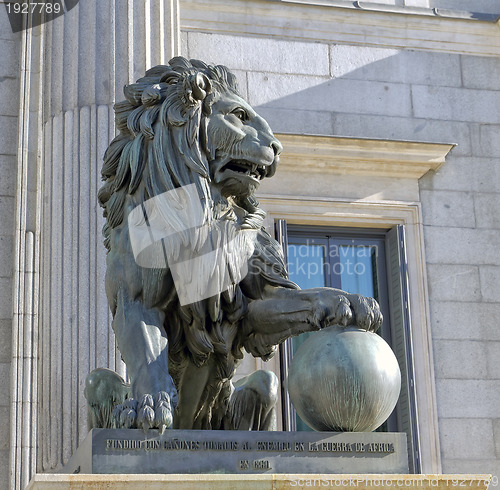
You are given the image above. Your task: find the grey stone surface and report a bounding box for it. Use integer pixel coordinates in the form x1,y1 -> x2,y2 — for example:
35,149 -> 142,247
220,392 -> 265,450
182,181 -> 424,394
63,429 -> 408,475
0,319 -> 11,363
227,69 -> 250,101
247,72 -> 330,107
433,340 -> 487,379
0,77 -> 19,117
0,236 -> 12,278
333,115 -> 469,155
471,124 -> 500,158
420,157 -> 500,193
0,115 -> 18,155
441,458 -> 500,477
249,73 -> 412,117
0,406 -> 9,451
426,264 -> 481,302
494,419 -> 500,458
330,46 -> 462,87
436,379 -> 500,418
439,418 -> 496,460
0,450 -> 8,490
256,107 -> 334,135
412,84 -> 500,124
0,196 -> 15,236
486,342 -> 500,379
0,155 -> 16,196
0,362 -> 10,403
0,3 -> 20,41
430,301 -> 500,341
420,190 -> 475,228
474,194 -> 500,229
180,31 -> 188,57
0,278 -> 13,319
424,227 -> 500,265
187,33 -> 330,76
461,55 -> 500,91
0,40 -> 19,78
479,266 -> 500,302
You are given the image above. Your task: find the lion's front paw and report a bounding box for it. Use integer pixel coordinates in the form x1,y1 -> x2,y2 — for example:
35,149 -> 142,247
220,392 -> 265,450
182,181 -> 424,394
321,293 -> 353,327
345,294 -> 383,332
112,391 -> 173,433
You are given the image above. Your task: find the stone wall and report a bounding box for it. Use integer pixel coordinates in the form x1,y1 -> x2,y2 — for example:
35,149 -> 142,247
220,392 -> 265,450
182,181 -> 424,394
0,3 -> 19,488
183,30 -> 500,479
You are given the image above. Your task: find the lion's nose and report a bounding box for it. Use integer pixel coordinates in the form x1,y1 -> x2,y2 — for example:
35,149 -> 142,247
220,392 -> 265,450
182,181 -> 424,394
270,140 -> 283,157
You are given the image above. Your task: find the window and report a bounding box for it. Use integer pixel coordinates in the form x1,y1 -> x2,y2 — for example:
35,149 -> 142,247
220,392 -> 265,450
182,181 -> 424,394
276,221 -> 421,473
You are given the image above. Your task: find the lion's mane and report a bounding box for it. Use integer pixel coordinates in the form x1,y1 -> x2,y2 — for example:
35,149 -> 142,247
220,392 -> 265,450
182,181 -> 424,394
98,57 -> 241,246
98,58 -> 295,406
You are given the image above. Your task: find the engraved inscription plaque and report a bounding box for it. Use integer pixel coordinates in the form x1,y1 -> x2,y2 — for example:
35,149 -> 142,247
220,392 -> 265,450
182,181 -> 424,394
63,429 -> 408,475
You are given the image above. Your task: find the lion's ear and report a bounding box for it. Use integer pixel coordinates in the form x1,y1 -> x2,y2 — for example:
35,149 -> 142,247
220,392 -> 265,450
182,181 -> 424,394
191,73 -> 212,101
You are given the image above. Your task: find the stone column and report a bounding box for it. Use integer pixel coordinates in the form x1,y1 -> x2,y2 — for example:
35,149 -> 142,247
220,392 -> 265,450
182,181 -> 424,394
10,1 -> 180,487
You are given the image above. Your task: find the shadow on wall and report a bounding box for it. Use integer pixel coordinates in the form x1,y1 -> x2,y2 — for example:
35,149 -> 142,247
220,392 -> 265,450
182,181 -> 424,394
252,46 -> 485,147
429,0 -> 500,15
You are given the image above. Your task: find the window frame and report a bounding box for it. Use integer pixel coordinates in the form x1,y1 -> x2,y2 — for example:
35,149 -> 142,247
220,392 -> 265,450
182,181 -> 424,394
281,225 -> 395,427
255,195 -> 440,474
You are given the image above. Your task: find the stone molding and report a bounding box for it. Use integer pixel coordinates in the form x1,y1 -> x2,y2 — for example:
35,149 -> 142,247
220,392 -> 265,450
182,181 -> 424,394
26,473 -> 492,490
275,133 -> 455,179
181,0 -> 500,57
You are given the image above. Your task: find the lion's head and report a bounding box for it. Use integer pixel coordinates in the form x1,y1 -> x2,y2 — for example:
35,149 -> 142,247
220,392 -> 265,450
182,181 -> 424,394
205,83 -> 281,199
98,57 -> 282,248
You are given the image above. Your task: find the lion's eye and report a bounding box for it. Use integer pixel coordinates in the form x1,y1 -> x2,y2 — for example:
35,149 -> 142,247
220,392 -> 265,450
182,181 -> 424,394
231,108 -> 248,121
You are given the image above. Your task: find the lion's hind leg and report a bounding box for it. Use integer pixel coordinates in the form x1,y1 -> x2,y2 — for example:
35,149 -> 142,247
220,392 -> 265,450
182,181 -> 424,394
226,370 -> 278,431
84,368 -> 131,429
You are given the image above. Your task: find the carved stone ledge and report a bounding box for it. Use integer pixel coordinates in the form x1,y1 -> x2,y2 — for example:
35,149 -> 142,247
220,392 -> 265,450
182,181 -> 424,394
181,0 -> 500,57
27,474 -> 491,490
275,133 -> 455,180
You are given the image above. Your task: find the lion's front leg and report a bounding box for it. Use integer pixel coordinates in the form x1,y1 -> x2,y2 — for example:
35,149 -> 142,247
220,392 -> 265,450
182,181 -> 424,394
110,289 -> 177,430
242,286 -> 382,355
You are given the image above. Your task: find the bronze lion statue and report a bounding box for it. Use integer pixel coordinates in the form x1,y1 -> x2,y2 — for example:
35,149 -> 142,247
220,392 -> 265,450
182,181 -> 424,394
86,57 -> 382,432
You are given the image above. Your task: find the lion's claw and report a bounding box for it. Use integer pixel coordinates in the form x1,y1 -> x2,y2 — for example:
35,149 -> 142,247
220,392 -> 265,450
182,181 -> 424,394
345,294 -> 383,332
323,294 -> 352,327
113,391 -> 173,433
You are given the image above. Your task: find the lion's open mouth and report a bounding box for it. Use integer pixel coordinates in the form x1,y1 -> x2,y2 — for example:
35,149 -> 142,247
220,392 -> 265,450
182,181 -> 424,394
217,159 -> 269,182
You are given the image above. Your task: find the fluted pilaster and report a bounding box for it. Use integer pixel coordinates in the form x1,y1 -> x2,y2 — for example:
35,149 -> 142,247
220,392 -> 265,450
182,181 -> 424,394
11,1 -> 180,486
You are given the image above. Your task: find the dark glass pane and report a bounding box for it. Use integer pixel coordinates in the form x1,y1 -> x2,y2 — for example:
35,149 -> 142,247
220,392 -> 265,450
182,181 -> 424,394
337,245 -> 378,299
287,243 -> 327,289
283,231 -> 391,433
287,242 -> 327,432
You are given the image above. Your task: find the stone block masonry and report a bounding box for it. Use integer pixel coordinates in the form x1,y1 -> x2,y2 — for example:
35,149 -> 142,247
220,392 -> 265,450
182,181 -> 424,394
186,32 -> 500,481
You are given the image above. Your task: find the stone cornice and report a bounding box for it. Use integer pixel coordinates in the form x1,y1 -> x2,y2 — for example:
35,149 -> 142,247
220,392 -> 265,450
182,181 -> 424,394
275,133 -> 455,179
181,0 -> 500,57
